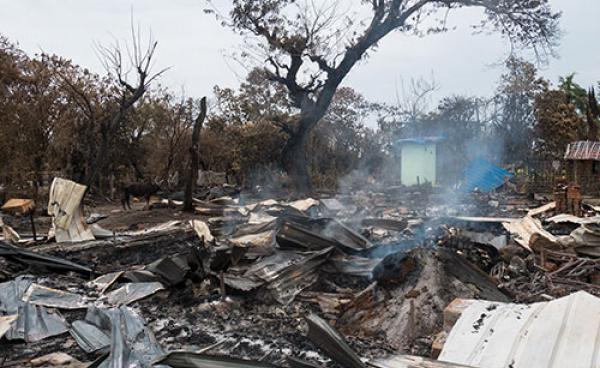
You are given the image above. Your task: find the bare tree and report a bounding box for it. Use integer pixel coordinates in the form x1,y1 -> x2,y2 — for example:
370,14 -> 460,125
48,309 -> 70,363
395,75 -> 440,124
58,22 -> 167,189
214,0 -> 560,192
184,96 -> 207,212
163,96 -> 192,187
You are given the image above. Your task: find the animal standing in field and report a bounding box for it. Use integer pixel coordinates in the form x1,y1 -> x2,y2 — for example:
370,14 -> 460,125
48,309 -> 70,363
121,182 -> 162,210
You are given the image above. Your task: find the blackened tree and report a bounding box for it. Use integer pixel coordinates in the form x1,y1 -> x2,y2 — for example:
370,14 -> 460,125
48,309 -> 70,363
215,0 -> 560,191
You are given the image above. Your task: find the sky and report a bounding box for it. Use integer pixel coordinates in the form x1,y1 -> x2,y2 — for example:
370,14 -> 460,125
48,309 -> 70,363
0,0 -> 598,107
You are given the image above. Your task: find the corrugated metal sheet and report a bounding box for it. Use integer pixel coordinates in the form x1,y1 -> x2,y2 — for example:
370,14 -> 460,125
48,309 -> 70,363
439,291 -> 600,368
565,141 -> 600,160
370,355 -> 476,368
47,178 -> 94,242
463,159 -> 512,193
0,315 -> 17,339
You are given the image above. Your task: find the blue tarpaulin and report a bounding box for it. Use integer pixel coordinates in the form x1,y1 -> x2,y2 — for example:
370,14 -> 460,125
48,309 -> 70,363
463,159 -> 513,193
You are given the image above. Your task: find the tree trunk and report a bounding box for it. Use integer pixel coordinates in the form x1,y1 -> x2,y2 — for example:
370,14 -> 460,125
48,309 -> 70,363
282,130 -> 312,193
183,97 -> 207,212
32,155 -> 43,202
282,92 -> 337,193
163,154 -> 174,189
86,127 -> 109,189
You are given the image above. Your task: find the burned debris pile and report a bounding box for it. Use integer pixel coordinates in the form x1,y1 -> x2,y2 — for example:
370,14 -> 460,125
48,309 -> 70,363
1,180 -> 600,367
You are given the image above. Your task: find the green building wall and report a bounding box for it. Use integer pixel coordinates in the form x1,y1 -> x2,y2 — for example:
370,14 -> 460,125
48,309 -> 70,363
400,142 -> 437,186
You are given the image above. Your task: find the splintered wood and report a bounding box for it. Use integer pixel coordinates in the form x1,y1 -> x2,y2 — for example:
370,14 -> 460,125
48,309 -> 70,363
492,248 -> 600,302
502,215 -> 560,252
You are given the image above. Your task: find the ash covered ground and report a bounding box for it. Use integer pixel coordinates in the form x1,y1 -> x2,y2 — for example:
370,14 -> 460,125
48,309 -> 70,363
2,185 -> 590,367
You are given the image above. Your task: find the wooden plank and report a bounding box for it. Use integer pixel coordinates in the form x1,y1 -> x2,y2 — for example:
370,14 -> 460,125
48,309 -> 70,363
527,201 -> 556,217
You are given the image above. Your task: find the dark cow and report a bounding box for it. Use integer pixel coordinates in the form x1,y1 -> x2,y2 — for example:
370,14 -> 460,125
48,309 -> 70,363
121,182 -> 161,210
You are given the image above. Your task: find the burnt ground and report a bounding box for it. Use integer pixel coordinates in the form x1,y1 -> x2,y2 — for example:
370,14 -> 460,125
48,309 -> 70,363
0,189 -> 545,367
0,200 -> 397,367
0,209 -> 403,366
1,253 -> 395,367
92,202 -> 200,232
2,197 -> 198,236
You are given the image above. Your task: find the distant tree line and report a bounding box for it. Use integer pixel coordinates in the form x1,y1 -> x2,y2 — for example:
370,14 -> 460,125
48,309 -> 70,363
1,0 -> 598,196
382,57 -> 600,184
0,35 -> 383,196
1,31 -> 598,198
212,0 -> 561,191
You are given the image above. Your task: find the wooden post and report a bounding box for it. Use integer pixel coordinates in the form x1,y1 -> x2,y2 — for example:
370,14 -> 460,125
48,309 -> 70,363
408,299 -> 415,343
539,245 -> 546,270
219,271 -> 226,300
28,211 -> 37,242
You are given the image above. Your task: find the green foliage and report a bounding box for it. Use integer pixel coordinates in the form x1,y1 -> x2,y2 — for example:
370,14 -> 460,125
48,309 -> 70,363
493,56 -> 546,164
533,74 -> 600,159
559,74 -> 588,114
533,89 -> 582,158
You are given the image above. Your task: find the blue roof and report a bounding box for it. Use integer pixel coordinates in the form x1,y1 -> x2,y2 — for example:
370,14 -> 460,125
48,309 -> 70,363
462,158 -> 513,193
395,136 -> 445,145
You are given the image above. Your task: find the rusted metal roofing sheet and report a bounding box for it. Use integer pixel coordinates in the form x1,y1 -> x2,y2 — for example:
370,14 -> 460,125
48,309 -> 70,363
439,291 -> 600,368
564,140 -> 600,160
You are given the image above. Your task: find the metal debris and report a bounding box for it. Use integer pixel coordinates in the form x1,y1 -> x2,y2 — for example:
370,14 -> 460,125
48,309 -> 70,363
87,271 -> 125,293
305,313 -> 366,368
0,276 -> 69,342
439,291 -> 600,368
84,306 -> 166,367
463,159 -> 513,193
145,252 -> 196,286
0,314 -> 17,339
70,320 -> 111,353
248,247 -> 333,305
22,283 -> 88,309
155,352 -> 280,367
104,282 -> 165,306
276,217 -> 371,252
369,355 -> 476,368
48,178 -> 95,242
0,240 -> 92,274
